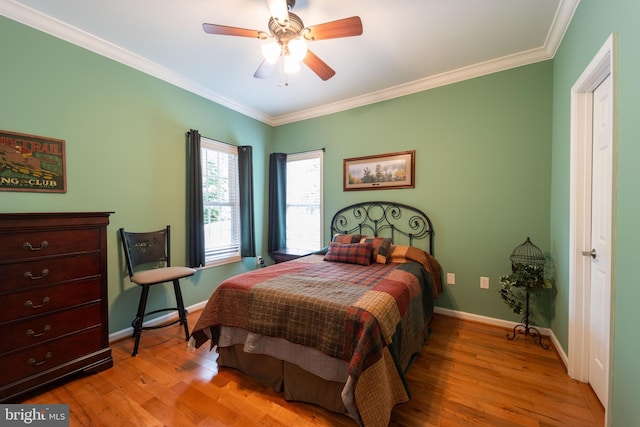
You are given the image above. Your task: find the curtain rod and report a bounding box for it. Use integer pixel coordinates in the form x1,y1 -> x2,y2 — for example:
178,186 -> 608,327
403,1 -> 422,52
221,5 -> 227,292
186,130 -> 239,148
188,131 -> 322,154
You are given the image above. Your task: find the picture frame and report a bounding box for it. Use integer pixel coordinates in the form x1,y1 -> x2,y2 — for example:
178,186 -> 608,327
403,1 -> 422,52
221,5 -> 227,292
343,150 -> 415,191
0,130 -> 67,193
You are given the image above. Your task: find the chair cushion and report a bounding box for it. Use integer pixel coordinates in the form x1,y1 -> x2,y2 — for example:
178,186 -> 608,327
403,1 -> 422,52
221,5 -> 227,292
131,266 -> 196,285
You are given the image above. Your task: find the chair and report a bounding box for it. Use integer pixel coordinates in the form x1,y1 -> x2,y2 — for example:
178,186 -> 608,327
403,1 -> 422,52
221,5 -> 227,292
119,226 -> 195,356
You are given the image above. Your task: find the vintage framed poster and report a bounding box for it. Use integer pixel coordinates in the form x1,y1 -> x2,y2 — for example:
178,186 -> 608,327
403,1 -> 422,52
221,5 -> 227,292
344,150 -> 415,191
0,130 -> 66,193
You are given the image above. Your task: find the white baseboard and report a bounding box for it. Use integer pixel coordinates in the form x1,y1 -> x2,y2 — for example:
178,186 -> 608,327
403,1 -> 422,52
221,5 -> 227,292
108,300 -> 208,343
109,303 -> 568,369
433,307 -> 568,367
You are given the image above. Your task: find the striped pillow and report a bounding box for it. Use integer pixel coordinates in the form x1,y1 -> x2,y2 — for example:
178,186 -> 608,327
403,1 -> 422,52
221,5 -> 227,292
324,242 -> 373,266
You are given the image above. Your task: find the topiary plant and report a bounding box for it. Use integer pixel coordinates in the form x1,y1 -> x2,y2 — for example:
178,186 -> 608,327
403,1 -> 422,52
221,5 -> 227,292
499,263 -> 552,323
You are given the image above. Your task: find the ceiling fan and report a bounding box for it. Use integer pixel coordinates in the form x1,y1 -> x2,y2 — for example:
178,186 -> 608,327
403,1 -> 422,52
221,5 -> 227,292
202,0 -> 363,81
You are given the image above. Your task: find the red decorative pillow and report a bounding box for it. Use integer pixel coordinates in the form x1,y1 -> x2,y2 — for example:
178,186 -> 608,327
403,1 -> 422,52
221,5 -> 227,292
332,233 -> 362,244
324,242 -> 373,266
360,236 -> 392,264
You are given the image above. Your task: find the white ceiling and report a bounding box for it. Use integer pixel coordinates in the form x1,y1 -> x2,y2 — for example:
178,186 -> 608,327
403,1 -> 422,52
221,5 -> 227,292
1,0 -> 579,126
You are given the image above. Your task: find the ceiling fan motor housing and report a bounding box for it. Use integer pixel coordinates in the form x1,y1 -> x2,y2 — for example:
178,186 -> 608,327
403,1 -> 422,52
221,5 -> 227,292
268,12 -> 304,44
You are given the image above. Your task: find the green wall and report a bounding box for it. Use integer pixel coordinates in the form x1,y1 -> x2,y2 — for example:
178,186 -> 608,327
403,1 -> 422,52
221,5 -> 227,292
13,4 -> 639,423
274,61 -> 554,324
1,12 -> 554,330
0,16 -> 272,332
5,3 -> 638,423
550,2 -> 640,426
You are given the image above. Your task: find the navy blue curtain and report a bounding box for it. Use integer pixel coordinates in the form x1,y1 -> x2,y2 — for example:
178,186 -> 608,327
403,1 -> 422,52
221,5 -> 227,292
268,153 -> 287,252
238,146 -> 256,257
186,129 -> 205,268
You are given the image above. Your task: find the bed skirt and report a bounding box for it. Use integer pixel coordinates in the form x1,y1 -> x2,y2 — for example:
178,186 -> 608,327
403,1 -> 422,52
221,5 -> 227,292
213,318 -> 432,426
218,344 -> 348,414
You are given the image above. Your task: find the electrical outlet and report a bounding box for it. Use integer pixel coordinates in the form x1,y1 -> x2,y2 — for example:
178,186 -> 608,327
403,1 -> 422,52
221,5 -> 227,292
257,256 -> 264,266
447,273 -> 455,285
480,276 -> 490,289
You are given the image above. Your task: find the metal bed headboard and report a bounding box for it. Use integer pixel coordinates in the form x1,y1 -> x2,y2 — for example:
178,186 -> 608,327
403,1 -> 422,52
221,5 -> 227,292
330,201 -> 435,255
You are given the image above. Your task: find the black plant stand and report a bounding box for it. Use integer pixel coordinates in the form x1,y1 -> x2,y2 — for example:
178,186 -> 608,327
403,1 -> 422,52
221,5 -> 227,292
506,289 -> 549,350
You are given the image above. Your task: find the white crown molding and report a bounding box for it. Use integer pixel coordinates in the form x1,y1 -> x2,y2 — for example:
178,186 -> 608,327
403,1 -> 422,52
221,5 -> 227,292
1,0 -> 579,127
275,0 -> 581,125
544,0 -> 581,57
273,46 -> 553,126
0,0 -> 271,124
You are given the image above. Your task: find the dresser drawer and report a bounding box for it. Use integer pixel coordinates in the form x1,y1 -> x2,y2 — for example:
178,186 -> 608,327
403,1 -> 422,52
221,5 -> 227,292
0,303 -> 102,355
0,253 -> 101,293
0,229 -> 100,261
0,212 -> 112,403
0,279 -> 101,323
0,327 -> 103,386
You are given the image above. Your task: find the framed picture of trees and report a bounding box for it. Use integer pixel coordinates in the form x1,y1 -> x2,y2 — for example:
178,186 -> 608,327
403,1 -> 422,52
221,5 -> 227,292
343,150 -> 415,191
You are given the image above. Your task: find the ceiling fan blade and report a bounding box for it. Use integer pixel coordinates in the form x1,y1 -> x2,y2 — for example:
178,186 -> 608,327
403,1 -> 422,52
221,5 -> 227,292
304,16 -> 363,41
254,60 -> 276,79
303,50 -> 336,81
202,23 -> 265,39
266,0 -> 289,24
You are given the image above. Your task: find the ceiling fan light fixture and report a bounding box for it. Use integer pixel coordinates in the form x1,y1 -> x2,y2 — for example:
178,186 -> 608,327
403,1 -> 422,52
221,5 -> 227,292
261,41 -> 281,64
288,38 -> 308,61
268,0 -> 289,26
283,55 -> 301,74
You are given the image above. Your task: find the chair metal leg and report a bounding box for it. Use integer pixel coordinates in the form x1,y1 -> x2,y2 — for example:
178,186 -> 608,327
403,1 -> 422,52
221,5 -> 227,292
173,279 -> 189,341
132,285 -> 150,357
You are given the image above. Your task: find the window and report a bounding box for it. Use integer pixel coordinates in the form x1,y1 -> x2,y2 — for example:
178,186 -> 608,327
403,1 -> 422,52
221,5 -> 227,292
286,150 -> 323,250
201,138 -> 241,264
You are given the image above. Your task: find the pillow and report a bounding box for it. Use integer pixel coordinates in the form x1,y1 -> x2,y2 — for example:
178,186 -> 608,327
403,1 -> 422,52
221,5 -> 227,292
324,242 -> 373,266
360,236 -> 392,264
388,244 -> 429,266
313,245 -> 330,255
332,233 -> 362,244
389,244 -> 443,297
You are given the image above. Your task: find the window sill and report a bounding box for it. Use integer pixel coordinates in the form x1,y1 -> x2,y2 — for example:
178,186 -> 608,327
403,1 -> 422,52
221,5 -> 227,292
200,255 -> 242,269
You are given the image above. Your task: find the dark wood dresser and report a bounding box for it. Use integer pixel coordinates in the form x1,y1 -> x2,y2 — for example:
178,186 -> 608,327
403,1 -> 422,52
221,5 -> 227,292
0,212 -> 113,402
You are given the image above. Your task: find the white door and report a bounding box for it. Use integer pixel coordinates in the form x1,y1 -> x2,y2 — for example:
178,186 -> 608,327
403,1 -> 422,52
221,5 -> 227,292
588,73 -> 612,408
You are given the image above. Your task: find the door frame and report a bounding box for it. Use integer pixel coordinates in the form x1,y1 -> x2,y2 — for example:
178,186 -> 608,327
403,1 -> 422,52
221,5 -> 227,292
568,33 -> 616,418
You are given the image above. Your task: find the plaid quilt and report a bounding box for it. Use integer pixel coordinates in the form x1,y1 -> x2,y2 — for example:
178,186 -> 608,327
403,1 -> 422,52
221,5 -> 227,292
191,253 -> 440,426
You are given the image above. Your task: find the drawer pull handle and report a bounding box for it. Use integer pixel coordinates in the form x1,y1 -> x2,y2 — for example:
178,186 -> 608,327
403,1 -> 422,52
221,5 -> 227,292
24,269 -> 49,280
28,352 -> 53,367
25,297 -> 50,309
23,240 -> 49,251
26,324 -> 52,338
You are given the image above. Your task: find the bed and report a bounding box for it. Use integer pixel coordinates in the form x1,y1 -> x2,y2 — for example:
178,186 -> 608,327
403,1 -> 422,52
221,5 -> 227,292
190,201 -> 443,426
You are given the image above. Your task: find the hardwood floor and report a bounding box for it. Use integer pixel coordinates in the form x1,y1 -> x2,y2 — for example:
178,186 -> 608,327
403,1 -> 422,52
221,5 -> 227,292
21,312 -> 604,426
